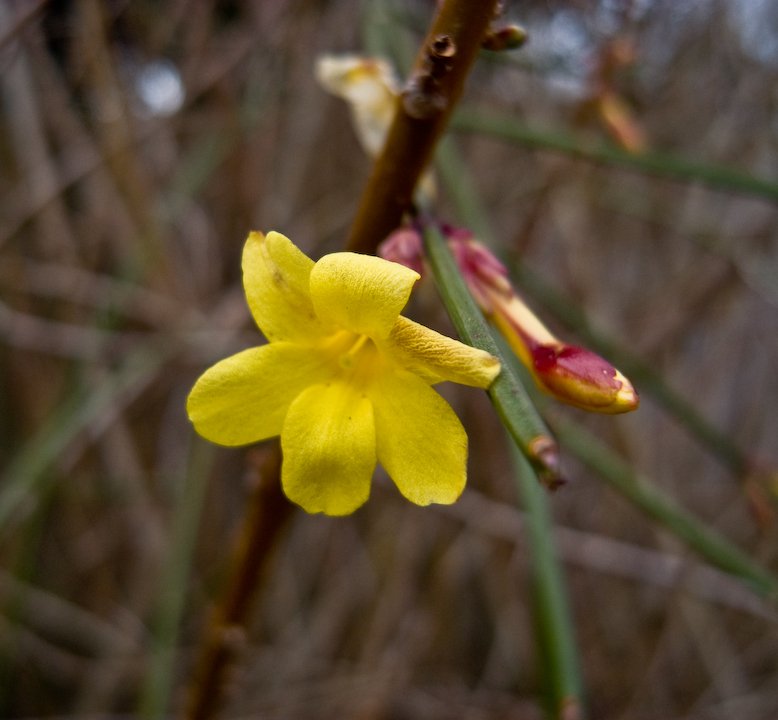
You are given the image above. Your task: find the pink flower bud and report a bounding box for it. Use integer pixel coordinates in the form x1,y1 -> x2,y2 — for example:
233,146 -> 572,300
443,228 -> 638,414
378,227 -> 426,277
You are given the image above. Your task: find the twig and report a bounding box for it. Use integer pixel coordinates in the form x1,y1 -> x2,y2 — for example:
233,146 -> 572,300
182,441 -> 293,720
346,0 -> 500,253
0,0 -> 77,260
0,0 -> 48,54
511,449 -> 585,720
0,570 -> 134,657
440,491 -> 778,622
140,436 -> 215,719
552,415 -> 778,602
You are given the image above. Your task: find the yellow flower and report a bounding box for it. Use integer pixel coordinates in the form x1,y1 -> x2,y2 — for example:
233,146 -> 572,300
187,231 -> 500,516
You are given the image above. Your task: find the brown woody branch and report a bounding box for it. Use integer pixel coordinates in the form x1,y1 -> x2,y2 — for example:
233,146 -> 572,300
346,0 -> 501,254
183,441 -> 293,720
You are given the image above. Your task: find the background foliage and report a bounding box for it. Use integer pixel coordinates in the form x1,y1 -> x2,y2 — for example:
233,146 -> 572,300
2,0 -> 778,718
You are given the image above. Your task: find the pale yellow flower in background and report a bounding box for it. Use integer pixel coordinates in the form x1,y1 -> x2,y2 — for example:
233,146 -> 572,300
187,232 -> 500,515
315,54 -> 399,158
315,54 -> 437,201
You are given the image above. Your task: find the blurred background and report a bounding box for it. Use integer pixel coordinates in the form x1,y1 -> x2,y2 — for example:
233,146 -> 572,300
2,0 -> 778,718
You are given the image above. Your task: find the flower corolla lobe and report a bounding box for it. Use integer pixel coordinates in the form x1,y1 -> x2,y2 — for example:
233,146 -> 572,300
187,231 -> 500,516
315,53 -> 437,202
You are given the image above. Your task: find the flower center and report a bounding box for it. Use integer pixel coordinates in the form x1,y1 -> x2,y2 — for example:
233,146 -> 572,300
328,331 -> 382,391
339,333 -> 370,370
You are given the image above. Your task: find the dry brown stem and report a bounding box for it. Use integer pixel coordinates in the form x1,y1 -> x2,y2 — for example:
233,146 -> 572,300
346,0 -> 501,254
183,442 -> 293,720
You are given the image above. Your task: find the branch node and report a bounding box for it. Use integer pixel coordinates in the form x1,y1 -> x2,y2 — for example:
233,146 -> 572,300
528,434 -> 565,489
403,34 -> 457,119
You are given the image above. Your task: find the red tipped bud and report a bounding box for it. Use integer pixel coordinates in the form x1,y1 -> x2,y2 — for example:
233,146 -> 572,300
529,343 -> 638,413
381,224 -> 639,415
446,230 -> 639,415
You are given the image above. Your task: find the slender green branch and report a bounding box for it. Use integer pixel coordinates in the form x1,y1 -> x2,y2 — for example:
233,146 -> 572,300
347,0 -> 500,253
553,416 -> 778,602
432,130 -> 778,606
511,446 -> 586,720
0,343 -> 171,537
451,108 -> 778,204
423,224 -> 560,484
434,135 -> 493,240
423,227 -> 585,714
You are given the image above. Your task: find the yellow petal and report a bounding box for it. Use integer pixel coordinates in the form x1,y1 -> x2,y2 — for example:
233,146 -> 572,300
281,381 -> 376,515
382,315 -> 500,388
242,231 -> 329,343
309,253 -> 419,339
370,368 -> 467,506
187,343 -> 336,446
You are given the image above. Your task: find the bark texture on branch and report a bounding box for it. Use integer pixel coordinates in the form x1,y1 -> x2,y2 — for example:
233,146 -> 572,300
346,0 -> 501,254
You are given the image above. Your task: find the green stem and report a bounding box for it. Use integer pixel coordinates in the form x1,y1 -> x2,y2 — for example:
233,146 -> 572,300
140,434 -> 215,719
423,225 -> 585,716
0,343 -> 171,537
434,130 -> 751,481
553,416 -> 778,601
511,445 -> 585,720
451,108 -> 778,205
423,224 -> 560,484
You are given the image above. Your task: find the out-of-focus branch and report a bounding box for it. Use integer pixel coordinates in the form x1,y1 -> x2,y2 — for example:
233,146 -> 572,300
452,108 -> 778,205
0,0 -> 48,53
183,442 -> 293,720
346,0 -> 500,254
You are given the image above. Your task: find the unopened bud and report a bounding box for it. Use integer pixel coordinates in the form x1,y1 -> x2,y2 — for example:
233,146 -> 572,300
525,341 -> 638,413
445,230 -> 639,415
597,92 -> 646,154
379,227 -> 425,276
482,24 -> 528,52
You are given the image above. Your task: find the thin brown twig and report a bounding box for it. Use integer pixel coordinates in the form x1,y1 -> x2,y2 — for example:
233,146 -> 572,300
183,441 -> 293,720
0,0 -> 49,54
346,0 -> 501,254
